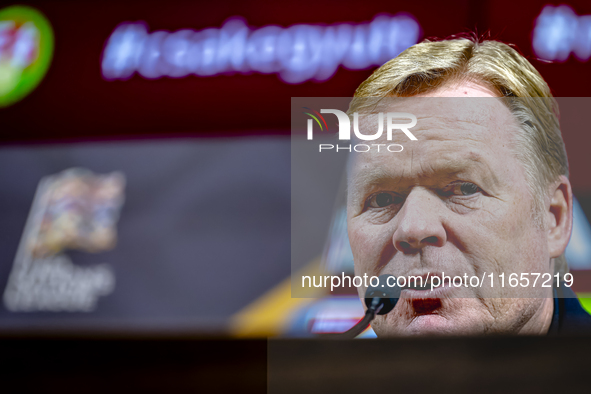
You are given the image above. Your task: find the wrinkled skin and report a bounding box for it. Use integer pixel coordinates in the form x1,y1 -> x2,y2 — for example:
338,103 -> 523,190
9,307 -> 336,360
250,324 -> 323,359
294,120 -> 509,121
347,82 -> 572,336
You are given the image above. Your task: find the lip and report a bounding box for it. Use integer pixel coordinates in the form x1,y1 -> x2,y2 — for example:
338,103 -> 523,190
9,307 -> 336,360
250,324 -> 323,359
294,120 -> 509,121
399,272 -> 456,299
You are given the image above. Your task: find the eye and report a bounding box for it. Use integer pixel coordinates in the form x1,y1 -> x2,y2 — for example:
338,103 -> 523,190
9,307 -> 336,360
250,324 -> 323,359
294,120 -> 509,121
445,182 -> 482,196
367,192 -> 401,208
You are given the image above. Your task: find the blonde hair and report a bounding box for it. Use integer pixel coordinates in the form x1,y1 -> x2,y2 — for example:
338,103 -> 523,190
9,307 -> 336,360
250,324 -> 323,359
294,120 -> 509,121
349,37 -> 569,275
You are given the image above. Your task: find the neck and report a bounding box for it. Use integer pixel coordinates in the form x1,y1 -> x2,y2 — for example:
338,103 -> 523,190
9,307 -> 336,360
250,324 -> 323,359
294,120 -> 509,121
518,297 -> 554,335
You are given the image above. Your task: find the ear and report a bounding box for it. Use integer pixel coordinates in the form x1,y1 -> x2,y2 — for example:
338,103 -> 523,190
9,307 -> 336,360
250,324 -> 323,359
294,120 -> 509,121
547,175 -> 573,258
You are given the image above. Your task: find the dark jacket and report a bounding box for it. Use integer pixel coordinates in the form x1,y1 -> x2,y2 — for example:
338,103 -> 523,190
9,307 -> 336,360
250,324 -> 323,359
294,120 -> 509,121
548,284 -> 591,335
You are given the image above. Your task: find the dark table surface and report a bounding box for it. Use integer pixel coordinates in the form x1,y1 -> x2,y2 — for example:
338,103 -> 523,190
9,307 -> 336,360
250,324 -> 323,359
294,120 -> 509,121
1,333 -> 589,393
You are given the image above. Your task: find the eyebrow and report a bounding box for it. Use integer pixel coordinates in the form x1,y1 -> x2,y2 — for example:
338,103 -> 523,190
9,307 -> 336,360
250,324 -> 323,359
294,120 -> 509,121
348,166 -> 397,195
348,151 -> 498,198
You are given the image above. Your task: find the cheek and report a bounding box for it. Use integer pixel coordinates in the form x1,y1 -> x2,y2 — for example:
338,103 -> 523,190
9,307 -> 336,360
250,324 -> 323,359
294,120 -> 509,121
500,199 -> 547,263
348,219 -> 393,275
452,196 -> 548,276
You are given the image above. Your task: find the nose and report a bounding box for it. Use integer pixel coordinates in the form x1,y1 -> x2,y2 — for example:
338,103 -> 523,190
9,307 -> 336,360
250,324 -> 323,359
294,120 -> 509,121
392,188 -> 447,254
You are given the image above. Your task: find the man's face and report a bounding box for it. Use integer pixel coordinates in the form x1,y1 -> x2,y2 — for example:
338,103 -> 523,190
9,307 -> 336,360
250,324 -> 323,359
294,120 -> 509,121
347,83 -> 554,336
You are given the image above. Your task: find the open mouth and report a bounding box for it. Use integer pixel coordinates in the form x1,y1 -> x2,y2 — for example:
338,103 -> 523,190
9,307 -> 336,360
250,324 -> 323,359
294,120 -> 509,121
412,298 -> 442,314
400,275 -> 452,315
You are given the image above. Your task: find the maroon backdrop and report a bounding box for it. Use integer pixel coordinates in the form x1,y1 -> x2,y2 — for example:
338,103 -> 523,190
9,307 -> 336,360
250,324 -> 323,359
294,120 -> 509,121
2,0 -> 591,193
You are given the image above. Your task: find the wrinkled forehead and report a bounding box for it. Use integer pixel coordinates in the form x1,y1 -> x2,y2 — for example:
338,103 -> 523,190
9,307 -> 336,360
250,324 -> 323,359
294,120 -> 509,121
346,97 -> 520,181
351,96 -> 516,144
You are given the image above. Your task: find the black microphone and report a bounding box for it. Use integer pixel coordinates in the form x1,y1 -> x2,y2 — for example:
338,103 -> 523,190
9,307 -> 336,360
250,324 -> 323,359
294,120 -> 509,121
364,274 -> 401,316
323,274 -> 400,339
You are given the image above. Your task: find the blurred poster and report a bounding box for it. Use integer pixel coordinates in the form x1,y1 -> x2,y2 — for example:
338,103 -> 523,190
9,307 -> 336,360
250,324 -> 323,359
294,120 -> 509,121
3,169 -> 124,312
0,137 -> 292,332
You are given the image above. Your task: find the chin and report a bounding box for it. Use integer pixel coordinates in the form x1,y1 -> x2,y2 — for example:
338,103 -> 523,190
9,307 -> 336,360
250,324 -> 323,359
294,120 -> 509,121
406,315 -> 459,335
374,314 -> 484,337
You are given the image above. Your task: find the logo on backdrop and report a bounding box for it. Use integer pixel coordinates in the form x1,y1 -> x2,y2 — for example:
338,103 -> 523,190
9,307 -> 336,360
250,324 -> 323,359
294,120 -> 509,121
533,5 -> 591,62
0,5 -> 53,108
3,169 -> 125,312
304,108 -> 417,152
101,13 -> 421,84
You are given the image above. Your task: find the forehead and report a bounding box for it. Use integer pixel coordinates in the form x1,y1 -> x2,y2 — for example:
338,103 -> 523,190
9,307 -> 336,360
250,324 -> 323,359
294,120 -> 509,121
357,93 -> 513,138
353,80 -> 512,139
409,97 -> 508,142
348,95 -> 520,186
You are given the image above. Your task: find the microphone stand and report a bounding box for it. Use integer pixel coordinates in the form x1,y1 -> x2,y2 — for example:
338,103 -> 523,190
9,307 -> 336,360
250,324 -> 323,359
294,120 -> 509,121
320,275 -> 399,339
